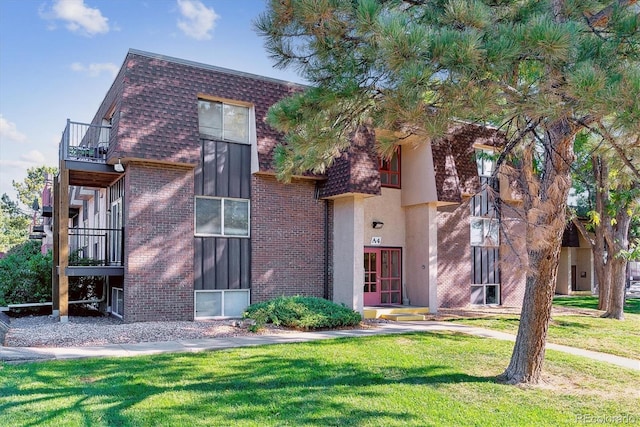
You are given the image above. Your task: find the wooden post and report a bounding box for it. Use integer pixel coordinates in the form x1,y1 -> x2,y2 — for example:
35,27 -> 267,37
52,174 -> 60,317
59,166 -> 69,323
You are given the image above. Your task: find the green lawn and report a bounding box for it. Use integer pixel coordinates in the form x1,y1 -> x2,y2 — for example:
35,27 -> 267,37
553,295 -> 640,313
1,333 -> 639,427
451,296 -> 640,359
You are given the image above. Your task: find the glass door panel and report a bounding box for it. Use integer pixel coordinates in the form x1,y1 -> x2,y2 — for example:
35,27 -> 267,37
364,248 -> 402,306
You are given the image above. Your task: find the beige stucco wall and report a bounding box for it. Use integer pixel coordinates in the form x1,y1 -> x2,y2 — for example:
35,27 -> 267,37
405,203 -> 438,311
556,248 -> 572,295
575,248 -> 594,291
363,188 -> 405,248
401,142 -> 438,207
333,195 -> 365,313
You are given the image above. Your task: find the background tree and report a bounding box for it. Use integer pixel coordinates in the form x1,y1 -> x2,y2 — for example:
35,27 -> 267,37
257,0 -> 640,384
0,193 -> 30,252
571,128 -> 640,316
12,165 -> 57,209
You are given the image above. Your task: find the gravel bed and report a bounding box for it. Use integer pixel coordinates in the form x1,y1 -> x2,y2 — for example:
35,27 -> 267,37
2,315 -> 294,348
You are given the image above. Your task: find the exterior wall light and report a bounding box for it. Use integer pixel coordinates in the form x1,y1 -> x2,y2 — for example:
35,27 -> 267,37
114,159 -> 125,173
372,220 -> 384,229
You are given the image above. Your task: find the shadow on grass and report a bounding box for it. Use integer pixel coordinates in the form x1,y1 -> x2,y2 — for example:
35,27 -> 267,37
0,333 -> 498,426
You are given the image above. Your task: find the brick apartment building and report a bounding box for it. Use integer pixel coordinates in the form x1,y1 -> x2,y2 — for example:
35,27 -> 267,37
47,49 -> 528,323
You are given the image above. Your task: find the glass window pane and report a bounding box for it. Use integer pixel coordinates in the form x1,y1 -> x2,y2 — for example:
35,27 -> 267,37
381,280 -> 389,291
223,290 -> 249,317
486,219 -> 500,246
223,104 -> 249,143
223,199 -> 249,236
381,293 -> 389,304
198,101 -> 223,139
391,293 -> 400,304
470,286 -> 484,305
195,198 -> 221,235
486,285 -> 499,305
470,218 -> 484,246
390,153 -> 398,171
196,292 -> 222,317
391,251 -> 400,277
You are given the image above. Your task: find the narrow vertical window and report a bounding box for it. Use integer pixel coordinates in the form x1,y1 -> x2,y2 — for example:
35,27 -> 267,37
379,149 -> 401,188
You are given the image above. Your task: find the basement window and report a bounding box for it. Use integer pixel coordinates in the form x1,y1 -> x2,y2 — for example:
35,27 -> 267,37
195,290 -> 250,318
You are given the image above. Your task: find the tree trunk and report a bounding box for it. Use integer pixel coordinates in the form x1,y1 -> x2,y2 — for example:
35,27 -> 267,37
605,257 -> 627,319
500,119 -> 576,385
500,247 -> 561,384
603,208 -> 632,319
592,155 -> 612,311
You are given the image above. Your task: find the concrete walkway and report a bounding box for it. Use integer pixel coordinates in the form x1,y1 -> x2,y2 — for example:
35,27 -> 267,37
1,321 -> 638,371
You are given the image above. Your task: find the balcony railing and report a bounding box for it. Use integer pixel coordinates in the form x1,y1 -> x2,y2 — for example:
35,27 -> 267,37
60,120 -> 111,163
69,227 -> 123,266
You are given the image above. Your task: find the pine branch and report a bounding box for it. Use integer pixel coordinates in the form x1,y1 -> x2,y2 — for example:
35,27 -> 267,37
585,0 -> 638,28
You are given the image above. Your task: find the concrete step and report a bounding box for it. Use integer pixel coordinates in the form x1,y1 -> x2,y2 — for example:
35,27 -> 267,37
380,313 -> 427,321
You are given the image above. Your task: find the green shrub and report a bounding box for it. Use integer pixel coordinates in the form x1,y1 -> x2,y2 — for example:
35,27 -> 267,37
0,242 -> 103,308
0,240 -> 52,306
244,296 -> 361,331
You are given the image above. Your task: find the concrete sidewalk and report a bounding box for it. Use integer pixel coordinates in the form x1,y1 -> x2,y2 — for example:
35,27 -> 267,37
1,321 -> 638,371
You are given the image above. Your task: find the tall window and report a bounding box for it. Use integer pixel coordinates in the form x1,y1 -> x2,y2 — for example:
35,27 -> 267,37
379,149 -> 401,188
471,148 -> 500,305
198,100 -> 249,144
195,196 -> 250,237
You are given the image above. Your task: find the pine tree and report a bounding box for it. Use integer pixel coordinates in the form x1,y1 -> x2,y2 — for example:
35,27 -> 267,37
256,0 -> 640,384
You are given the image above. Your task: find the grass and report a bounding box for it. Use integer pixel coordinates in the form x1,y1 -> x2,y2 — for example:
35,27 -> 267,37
553,295 -> 640,313
451,296 -> 640,359
1,332 -> 639,426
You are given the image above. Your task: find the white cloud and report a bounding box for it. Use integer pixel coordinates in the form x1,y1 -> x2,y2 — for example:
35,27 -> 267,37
0,115 -> 28,143
70,62 -> 119,78
20,150 -> 47,164
45,0 -> 110,36
176,0 -> 219,40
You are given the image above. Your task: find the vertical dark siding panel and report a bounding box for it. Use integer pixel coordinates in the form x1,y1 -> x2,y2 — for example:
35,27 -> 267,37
216,142 -> 229,197
241,238 -> 250,289
204,140 -> 216,196
203,238 -> 217,290
481,248 -> 489,284
216,238 -> 229,289
194,238 -> 203,290
488,248 -> 495,283
228,143 -> 242,198
228,238 -> 241,289
240,145 -> 251,199
473,247 -> 481,284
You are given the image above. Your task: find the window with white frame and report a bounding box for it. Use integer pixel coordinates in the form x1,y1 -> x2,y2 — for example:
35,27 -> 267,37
195,289 -> 250,318
476,149 -> 496,177
111,287 -> 124,318
195,196 -> 250,237
198,100 -> 249,144
470,218 -> 500,247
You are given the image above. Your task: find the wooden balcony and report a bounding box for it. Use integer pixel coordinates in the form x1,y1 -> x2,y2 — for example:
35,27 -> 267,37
60,120 -> 123,187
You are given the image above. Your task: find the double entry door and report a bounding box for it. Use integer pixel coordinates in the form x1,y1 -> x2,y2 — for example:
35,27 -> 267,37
364,247 -> 402,306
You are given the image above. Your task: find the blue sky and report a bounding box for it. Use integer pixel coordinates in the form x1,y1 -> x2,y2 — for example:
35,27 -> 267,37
0,0 -> 302,205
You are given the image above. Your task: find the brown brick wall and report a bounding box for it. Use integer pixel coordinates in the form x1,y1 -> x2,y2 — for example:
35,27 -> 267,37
499,202 -> 527,307
108,51 -> 302,169
437,203 -> 473,307
437,200 -> 527,308
251,175 -> 331,302
123,162 -> 195,322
